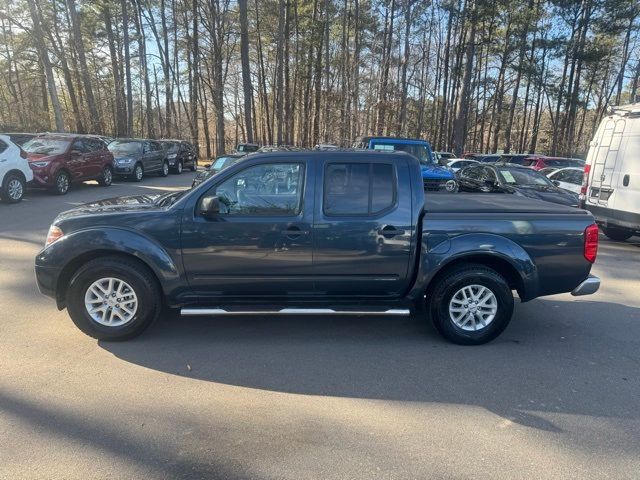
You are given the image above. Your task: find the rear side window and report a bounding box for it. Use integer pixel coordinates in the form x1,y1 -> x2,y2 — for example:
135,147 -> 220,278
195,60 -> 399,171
324,162 -> 396,216
0,139 -> 7,153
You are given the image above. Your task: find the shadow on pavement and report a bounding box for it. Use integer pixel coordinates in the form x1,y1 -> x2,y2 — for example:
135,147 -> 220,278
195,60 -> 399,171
100,299 -> 640,433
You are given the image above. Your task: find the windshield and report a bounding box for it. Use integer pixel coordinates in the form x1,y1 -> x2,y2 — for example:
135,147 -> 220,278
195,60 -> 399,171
372,143 -> 433,165
164,143 -> 179,153
108,140 -> 142,154
497,168 -> 554,186
23,138 -> 70,155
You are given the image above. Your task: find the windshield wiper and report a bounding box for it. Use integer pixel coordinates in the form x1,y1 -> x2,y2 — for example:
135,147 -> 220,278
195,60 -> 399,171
155,191 -> 186,207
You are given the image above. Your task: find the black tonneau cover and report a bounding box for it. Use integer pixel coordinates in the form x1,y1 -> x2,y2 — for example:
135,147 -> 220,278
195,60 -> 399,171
424,193 -> 588,215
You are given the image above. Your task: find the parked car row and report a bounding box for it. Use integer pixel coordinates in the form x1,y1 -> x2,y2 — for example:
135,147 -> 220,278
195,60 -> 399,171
0,132 -> 198,202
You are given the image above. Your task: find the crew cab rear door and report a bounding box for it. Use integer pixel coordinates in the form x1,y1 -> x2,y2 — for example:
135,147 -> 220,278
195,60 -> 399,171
312,156 -> 414,297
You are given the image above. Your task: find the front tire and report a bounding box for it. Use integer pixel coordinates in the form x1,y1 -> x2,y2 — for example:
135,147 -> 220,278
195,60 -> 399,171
52,170 -> 70,195
190,159 -> 197,172
159,160 -> 169,177
601,226 -> 633,242
98,165 -> 113,186
66,256 -> 161,341
175,161 -> 183,174
132,163 -> 144,182
427,264 -> 514,345
1,173 -> 25,203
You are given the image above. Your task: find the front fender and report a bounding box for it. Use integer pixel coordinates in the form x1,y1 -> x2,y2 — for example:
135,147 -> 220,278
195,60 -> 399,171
36,227 -> 184,306
407,233 -> 538,305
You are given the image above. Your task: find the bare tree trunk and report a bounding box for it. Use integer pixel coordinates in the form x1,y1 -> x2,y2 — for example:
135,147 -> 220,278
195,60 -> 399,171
238,0 -> 253,143
397,0 -> 413,136
66,0 -> 101,132
452,0 -> 476,157
122,0 -> 134,136
26,0 -> 64,131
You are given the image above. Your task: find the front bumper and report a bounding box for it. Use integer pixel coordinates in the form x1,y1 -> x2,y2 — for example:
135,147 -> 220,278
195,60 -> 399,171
114,164 -> 134,174
35,263 -> 59,300
571,275 -> 600,296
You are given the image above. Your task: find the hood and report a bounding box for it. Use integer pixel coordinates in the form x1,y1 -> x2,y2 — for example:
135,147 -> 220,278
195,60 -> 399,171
509,185 -> 579,207
27,153 -> 63,162
421,164 -> 455,180
55,194 -> 163,222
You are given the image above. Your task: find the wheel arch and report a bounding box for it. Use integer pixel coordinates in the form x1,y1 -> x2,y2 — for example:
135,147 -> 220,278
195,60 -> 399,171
56,250 -> 162,309
39,227 -> 182,309
3,169 -> 27,184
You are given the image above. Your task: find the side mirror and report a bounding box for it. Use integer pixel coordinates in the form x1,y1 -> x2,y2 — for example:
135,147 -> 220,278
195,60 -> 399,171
484,179 -> 497,189
200,195 -> 220,218
203,163 -> 211,168
552,180 -> 561,187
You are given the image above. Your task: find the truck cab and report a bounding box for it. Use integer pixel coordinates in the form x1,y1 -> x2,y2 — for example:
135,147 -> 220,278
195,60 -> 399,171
353,136 -> 457,192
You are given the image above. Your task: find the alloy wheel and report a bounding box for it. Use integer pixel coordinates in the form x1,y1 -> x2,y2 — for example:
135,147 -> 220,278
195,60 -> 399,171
448,284 -> 498,331
7,178 -> 23,201
84,277 -> 138,327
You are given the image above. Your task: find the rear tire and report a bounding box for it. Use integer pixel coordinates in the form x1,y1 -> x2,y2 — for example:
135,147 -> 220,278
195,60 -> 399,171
52,170 -> 70,195
66,256 -> 161,341
1,173 -> 25,203
601,226 -> 633,242
98,165 -> 113,186
190,160 -> 197,172
427,264 -> 514,345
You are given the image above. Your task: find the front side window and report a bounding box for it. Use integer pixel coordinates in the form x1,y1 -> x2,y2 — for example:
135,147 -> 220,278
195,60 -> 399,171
214,163 -> 303,216
324,162 -> 395,216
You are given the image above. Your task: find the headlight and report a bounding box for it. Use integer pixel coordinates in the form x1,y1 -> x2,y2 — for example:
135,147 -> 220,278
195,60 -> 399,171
45,225 -> 64,247
117,158 -> 133,164
31,161 -> 50,168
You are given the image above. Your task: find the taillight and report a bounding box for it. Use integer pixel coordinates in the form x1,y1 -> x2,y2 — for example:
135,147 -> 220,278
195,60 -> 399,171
584,224 -> 599,263
580,164 -> 591,198
45,225 -> 64,247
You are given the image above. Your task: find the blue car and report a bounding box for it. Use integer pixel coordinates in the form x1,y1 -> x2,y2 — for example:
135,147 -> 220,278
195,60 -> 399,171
353,136 -> 457,192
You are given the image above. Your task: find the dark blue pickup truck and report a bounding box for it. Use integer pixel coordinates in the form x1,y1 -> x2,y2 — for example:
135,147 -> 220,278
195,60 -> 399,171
35,151 -> 600,344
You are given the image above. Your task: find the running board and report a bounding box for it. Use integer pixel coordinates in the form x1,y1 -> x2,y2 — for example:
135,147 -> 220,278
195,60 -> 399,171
180,307 -> 410,316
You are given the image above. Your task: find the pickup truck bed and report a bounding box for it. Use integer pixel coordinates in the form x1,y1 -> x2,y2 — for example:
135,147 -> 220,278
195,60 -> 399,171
424,193 -> 590,214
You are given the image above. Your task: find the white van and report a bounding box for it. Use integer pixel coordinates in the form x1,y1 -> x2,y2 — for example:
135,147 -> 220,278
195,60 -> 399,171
582,103 -> 640,241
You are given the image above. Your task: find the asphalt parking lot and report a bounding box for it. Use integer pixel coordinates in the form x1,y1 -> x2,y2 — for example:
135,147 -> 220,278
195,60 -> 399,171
1,174 -> 639,479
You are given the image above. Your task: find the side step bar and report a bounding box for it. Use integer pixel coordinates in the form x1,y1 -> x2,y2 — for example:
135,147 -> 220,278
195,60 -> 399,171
181,307 -> 410,316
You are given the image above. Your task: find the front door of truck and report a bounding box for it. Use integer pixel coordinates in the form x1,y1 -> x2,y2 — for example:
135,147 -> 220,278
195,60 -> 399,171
312,157 -> 414,297
181,159 -> 314,297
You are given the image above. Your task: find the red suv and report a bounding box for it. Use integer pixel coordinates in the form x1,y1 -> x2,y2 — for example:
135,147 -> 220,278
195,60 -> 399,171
24,134 -> 115,194
501,154 -> 585,171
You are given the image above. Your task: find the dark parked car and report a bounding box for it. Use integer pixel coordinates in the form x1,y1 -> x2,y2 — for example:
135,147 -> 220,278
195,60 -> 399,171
36,151 -> 600,345
462,153 -> 502,163
108,139 -> 167,181
158,139 -> 197,173
23,134 -> 114,195
191,153 -> 246,187
236,143 -> 260,153
456,163 -> 580,207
